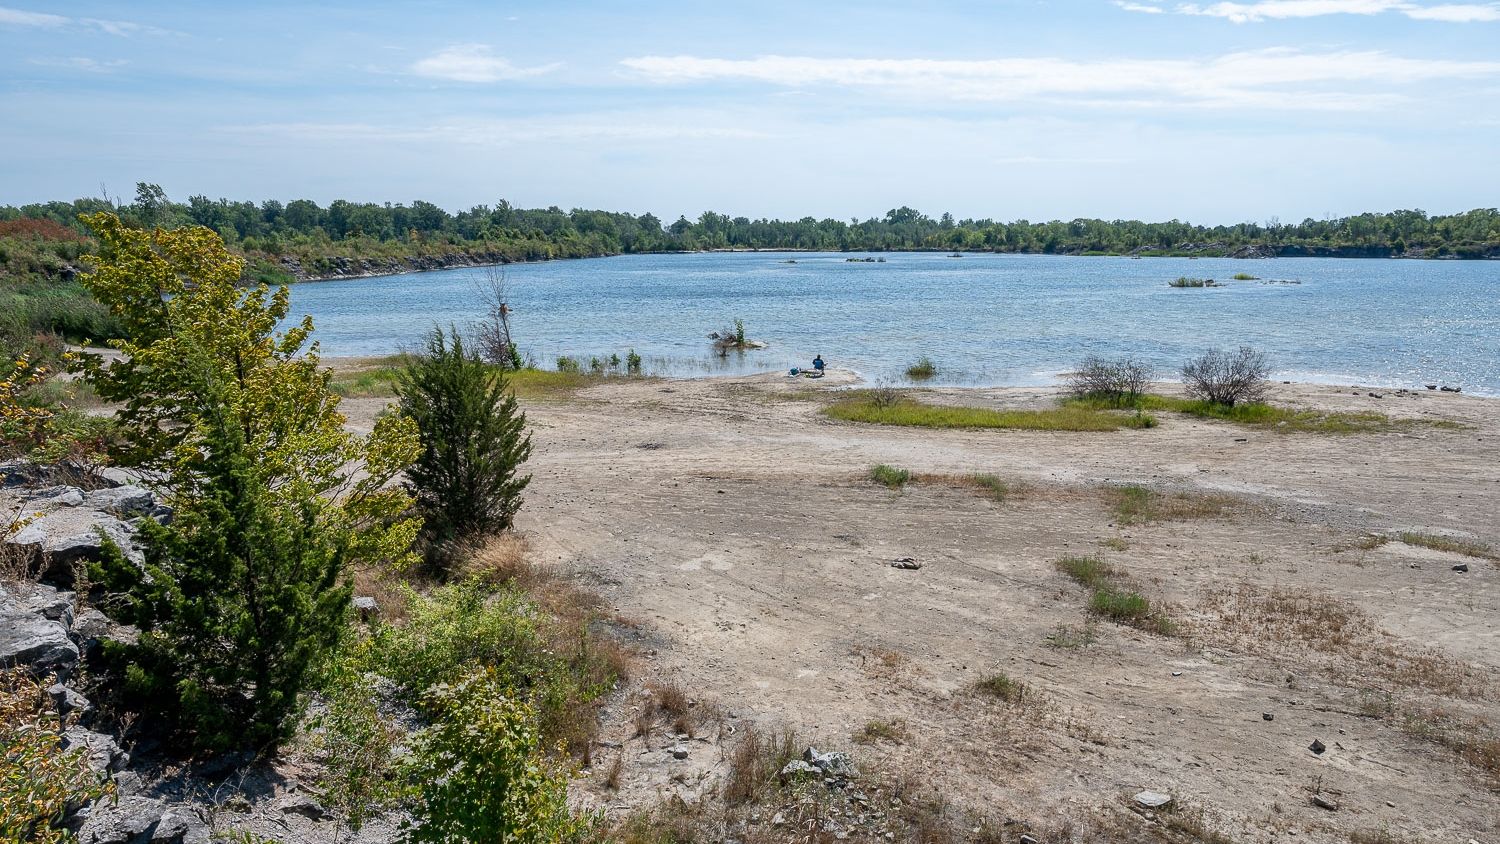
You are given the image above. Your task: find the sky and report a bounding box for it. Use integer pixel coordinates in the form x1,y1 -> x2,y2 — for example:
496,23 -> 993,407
2,0 -> 1498,224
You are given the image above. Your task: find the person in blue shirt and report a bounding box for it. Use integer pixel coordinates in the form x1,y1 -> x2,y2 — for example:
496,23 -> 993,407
812,354 -> 825,373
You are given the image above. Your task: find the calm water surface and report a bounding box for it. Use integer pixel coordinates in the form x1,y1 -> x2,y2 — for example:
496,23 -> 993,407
287,252 -> 1500,395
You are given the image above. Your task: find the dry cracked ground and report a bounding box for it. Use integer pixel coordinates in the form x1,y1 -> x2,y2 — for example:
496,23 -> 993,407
346,372 -> 1500,843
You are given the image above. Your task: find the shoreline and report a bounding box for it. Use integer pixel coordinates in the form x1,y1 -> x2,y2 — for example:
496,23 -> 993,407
321,358 -> 1499,401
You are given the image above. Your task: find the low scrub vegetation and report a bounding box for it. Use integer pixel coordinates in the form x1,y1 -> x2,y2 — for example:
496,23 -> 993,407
825,394 -> 1156,431
1168,276 -> 1220,288
1181,345 -> 1271,406
1231,272 -> 1259,280
1054,555 -> 1176,636
1066,391 -> 1433,434
1065,354 -> 1153,405
1,673 -> 113,844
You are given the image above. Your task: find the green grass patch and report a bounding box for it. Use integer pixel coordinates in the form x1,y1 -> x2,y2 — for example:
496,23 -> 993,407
869,464 -> 911,489
1089,586 -> 1175,635
1110,484 -> 1235,525
825,395 -> 1156,432
1054,556 -> 1117,589
1066,392 -> 1456,434
1231,272 -> 1259,280
1398,532 -> 1498,561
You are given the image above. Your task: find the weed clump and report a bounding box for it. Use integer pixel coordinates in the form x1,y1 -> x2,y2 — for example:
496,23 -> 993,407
869,464 -> 911,489
1054,556 -> 1116,589
905,356 -> 938,381
975,672 -> 1028,704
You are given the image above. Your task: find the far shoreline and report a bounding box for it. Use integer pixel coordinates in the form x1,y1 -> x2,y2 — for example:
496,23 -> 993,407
287,246 -> 1496,285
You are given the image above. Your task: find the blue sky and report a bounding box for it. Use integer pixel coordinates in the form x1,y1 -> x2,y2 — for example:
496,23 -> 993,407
2,1 -> 1497,223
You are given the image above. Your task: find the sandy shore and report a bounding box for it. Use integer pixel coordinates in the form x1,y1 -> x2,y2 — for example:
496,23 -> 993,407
342,371 -> 1499,841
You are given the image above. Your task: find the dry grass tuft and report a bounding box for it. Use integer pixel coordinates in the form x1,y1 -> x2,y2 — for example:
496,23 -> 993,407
1398,531 -> 1497,560
1198,585 -> 1491,700
1400,706 -> 1500,789
1111,484 -> 1237,525
724,726 -> 799,806
853,719 -> 908,745
975,672 -> 1029,704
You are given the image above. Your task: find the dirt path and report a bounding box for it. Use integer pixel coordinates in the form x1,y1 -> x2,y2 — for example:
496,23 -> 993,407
348,372 -> 1500,842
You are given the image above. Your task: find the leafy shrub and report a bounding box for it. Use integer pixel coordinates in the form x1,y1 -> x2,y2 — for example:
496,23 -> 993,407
402,669 -> 591,844
1,672 -> 113,844
1181,346 -> 1271,406
1064,354 -> 1153,405
555,356 -> 580,373
359,582 -> 618,750
625,349 -> 642,374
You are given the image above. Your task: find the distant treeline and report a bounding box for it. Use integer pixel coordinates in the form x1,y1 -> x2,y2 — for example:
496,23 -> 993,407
3,185 -> 1498,283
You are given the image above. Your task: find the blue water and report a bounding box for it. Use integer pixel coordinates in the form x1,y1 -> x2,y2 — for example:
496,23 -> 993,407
287,252 -> 1500,395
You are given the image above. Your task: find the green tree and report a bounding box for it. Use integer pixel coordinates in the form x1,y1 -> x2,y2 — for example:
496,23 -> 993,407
397,327 -> 532,562
78,212 -> 420,752
402,669 -> 589,844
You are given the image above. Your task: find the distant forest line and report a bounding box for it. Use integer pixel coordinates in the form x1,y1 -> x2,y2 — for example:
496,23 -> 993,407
3,186 -> 1498,285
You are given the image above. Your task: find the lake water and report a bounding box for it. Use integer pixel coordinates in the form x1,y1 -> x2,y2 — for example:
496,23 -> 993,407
287,252 -> 1500,395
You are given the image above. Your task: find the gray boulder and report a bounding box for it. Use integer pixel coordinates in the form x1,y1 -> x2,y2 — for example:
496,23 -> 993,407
85,485 -> 157,518
9,513 -> 140,585
26,485 -> 86,507
48,682 -> 93,718
79,797 -> 207,844
802,747 -> 858,778
62,726 -> 130,773
0,592 -> 79,674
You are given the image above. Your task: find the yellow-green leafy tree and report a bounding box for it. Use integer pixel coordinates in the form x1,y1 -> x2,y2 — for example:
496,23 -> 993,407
77,212 -> 421,752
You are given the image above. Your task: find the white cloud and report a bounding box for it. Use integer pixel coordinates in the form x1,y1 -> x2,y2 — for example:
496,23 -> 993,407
411,44 -> 559,82
1403,2 -> 1500,19
620,50 -> 1500,110
29,57 -> 129,72
0,6 -> 66,27
228,116 -> 766,145
1119,0 -> 1500,21
0,5 -> 170,35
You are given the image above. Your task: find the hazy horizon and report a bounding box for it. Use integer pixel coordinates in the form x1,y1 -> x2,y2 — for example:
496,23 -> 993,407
3,0 -> 1498,225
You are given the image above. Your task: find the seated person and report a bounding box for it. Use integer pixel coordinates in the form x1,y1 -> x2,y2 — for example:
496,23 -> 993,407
812,354 -> 825,373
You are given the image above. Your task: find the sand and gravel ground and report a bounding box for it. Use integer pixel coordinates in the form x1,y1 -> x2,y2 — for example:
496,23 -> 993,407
344,371 -> 1500,842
